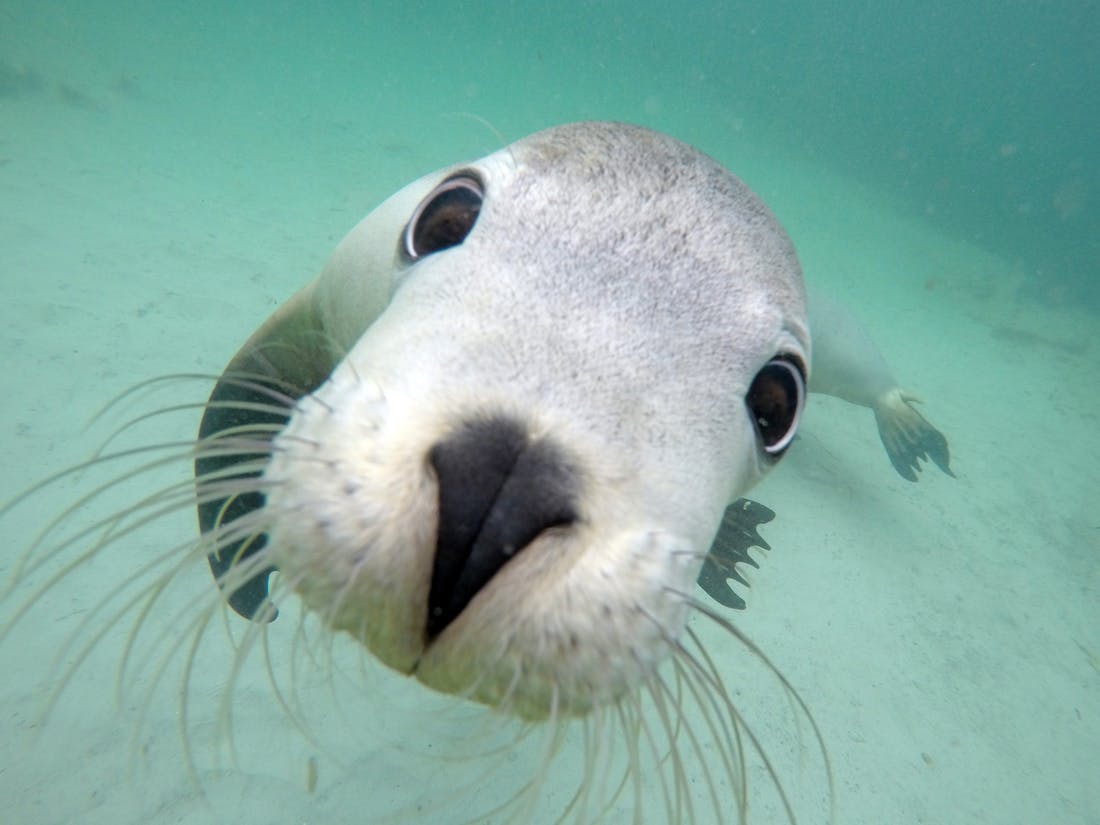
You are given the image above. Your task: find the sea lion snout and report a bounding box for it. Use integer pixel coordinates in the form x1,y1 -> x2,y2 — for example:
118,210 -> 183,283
427,415 -> 579,639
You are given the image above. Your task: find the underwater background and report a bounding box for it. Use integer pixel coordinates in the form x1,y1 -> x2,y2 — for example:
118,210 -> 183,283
1,2 -> 1097,823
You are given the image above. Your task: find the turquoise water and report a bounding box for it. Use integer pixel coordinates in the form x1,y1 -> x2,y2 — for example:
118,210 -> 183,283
2,3 -> 1097,824
5,1 -> 1094,306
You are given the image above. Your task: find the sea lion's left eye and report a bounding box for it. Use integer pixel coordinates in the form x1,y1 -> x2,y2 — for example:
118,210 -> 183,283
747,356 -> 805,456
404,174 -> 483,260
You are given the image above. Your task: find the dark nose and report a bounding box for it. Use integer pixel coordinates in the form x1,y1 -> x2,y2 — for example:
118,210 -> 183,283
426,416 -> 578,640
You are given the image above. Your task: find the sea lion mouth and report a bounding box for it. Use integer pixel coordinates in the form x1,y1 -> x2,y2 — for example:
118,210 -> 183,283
426,415 -> 578,640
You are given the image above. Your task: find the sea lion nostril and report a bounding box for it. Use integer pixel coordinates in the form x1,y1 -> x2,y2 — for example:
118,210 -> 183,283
427,417 -> 578,640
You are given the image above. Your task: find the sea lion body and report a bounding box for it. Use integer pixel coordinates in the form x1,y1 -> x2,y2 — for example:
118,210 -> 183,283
807,286 -> 896,405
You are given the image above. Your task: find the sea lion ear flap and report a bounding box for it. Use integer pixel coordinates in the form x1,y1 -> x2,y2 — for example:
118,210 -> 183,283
193,284 -> 337,621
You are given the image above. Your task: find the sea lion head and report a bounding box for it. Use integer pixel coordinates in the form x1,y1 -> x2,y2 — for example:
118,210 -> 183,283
201,121 -> 810,720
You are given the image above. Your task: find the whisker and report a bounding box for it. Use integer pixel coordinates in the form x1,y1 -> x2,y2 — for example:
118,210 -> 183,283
87,372 -> 297,424
28,542 -> 196,730
578,704 -> 631,824
3,430 -> 277,591
258,585 -> 326,751
645,665 -> 695,824
672,650 -> 742,823
612,698 -> 648,825
84,373 -> 221,428
215,589 -> 270,768
5,460 -> 274,602
239,565 -> 342,763
627,681 -> 678,825
93,402 -> 290,458
681,634 -> 793,823
657,589 -> 835,824
177,594 -> 221,796
688,597 -> 834,819
3,439 -> 205,523
597,707 -> 636,824
675,626 -> 753,817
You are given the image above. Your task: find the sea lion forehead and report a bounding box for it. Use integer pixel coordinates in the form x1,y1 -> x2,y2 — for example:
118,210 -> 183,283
470,122 -> 795,273
488,124 -> 728,221
511,121 -> 721,191
455,122 -> 805,338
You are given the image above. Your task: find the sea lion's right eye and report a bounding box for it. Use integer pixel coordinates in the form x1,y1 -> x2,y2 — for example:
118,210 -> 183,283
403,174 -> 483,260
746,355 -> 805,456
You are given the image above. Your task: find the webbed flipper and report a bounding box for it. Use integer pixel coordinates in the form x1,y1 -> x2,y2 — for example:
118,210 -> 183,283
872,388 -> 955,482
696,498 -> 775,609
196,285 -> 336,621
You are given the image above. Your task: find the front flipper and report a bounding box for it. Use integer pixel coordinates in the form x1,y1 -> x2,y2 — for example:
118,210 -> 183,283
196,285 -> 337,621
872,388 -> 955,482
806,287 -> 956,483
697,498 -> 775,609
195,170 -> 457,620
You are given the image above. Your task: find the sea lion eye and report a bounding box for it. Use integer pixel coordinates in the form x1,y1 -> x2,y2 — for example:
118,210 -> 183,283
747,356 -> 805,455
404,174 -> 483,260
